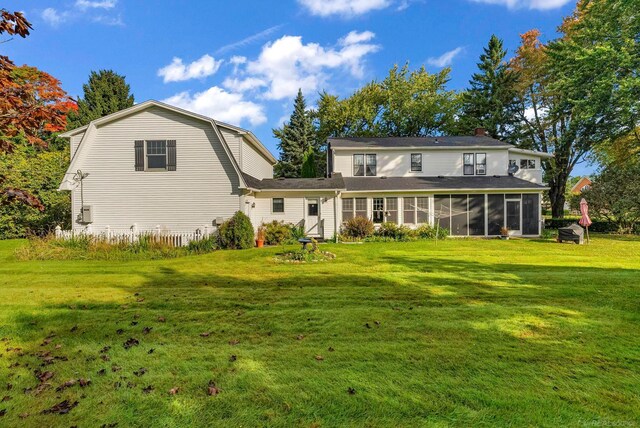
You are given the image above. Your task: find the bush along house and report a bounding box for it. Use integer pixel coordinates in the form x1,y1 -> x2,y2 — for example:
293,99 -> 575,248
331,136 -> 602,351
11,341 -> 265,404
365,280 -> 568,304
58,100 -> 551,240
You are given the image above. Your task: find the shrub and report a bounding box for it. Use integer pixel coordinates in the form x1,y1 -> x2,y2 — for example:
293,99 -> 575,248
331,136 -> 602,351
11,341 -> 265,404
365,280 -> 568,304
374,222 -> 413,241
218,211 -> 255,249
187,234 -> 219,254
262,220 -> 293,245
544,218 -> 617,233
341,216 -> 374,239
289,223 -> 307,241
414,224 -> 449,240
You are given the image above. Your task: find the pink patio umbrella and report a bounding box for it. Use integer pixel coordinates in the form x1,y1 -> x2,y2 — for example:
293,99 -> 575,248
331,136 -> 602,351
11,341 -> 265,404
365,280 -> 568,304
579,198 -> 592,243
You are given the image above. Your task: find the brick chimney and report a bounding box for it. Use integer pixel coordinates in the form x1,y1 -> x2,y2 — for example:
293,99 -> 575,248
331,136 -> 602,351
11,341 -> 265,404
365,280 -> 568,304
474,127 -> 487,137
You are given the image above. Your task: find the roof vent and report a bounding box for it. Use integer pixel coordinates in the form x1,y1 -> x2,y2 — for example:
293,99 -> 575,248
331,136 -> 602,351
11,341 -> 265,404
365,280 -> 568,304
434,138 -> 439,144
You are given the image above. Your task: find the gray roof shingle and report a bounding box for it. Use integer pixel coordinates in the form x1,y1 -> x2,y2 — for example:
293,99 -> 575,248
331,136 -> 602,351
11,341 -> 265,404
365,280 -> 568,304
329,136 -> 512,149
243,173 -> 345,190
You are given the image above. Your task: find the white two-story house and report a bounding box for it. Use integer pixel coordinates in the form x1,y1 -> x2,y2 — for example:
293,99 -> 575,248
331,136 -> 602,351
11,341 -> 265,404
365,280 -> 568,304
59,100 -> 551,239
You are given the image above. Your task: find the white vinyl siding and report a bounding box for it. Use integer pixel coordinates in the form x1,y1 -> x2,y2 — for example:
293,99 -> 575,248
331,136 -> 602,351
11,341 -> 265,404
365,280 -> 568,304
241,139 -> 273,179
334,149 -> 510,177
70,106 -> 242,231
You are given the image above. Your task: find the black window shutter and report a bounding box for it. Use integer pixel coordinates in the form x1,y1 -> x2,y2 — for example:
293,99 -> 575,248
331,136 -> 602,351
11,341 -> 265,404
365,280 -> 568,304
167,140 -> 176,171
134,140 -> 144,171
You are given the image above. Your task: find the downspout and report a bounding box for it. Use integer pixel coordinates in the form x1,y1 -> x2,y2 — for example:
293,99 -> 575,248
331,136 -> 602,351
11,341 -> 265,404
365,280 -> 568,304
334,190 -> 340,243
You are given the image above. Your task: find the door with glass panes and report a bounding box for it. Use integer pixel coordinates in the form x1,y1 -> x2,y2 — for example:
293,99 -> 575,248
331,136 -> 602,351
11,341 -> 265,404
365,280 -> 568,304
305,198 -> 320,236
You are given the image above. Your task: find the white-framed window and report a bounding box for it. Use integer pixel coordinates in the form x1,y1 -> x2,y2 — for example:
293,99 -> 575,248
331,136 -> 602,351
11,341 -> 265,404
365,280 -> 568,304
520,159 -> 536,169
353,154 -> 377,176
342,197 -> 368,221
411,153 -> 422,172
476,153 -> 486,175
463,153 -> 475,175
372,198 -> 385,223
403,197 -> 430,225
403,198 -> 415,224
146,140 -> 167,170
272,198 -> 284,213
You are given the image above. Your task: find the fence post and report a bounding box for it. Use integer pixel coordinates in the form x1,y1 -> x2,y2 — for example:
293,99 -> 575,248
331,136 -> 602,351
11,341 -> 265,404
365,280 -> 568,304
203,225 -> 209,237
55,225 -> 61,238
105,225 -> 111,241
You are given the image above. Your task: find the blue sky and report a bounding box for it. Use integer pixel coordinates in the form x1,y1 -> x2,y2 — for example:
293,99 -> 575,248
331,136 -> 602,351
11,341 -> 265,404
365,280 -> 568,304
5,0 -> 592,174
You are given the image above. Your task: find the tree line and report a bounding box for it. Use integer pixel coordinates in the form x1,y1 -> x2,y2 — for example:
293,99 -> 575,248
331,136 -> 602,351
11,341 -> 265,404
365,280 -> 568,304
274,0 -> 639,220
1,0 -> 638,237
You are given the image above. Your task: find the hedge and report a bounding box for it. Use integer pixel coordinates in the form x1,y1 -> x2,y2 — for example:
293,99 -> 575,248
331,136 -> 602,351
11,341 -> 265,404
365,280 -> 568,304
544,218 -> 618,233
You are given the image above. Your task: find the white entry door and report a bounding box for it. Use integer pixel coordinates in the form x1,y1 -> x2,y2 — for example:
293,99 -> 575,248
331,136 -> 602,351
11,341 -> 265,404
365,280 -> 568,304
306,198 -> 320,236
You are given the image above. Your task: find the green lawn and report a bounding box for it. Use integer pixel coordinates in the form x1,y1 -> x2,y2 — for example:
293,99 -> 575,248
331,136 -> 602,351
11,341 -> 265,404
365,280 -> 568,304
0,236 -> 639,427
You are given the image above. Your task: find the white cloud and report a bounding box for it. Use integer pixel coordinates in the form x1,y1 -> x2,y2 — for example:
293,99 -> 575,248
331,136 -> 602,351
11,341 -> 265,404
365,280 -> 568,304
229,30 -> 379,100
163,87 -> 267,126
298,0 -> 392,17
158,55 -> 223,83
75,0 -> 117,10
469,0 -> 572,10
41,8 -> 66,26
91,14 -> 124,26
427,47 -> 464,68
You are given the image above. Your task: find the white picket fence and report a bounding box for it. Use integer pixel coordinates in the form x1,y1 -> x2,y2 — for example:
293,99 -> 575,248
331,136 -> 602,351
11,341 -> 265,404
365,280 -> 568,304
54,225 -> 216,247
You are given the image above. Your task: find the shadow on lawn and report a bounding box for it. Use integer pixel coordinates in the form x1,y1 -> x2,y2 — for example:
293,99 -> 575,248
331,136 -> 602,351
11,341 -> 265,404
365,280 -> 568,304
3,254 -> 639,425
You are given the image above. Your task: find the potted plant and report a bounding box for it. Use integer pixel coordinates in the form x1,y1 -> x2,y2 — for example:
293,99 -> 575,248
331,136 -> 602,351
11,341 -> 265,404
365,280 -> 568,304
256,226 -> 265,248
499,226 -> 509,240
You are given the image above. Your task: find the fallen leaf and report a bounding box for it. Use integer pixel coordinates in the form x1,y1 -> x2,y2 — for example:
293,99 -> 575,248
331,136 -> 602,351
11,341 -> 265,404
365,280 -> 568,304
200,332 -> 210,338
19,413 -> 29,419
207,380 -> 220,396
142,385 -> 154,394
55,379 -> 76,392
36,371 -> 54,383
228,339 -> 239,345
133,368 -> 147,377
136,298 -> 145,303
55,344 -> 62,349
41,399 -> 78,415
0,409 -> 5,417
123,338 -> 139,349
229,355 -> 237,362
100,346 -> 111,354
130,321 -> 138,326
147,348 -> 155,354
6,384 -> 12,391
328,347 -> 335,352
142,327 -> 152,334
374,321 -> 381,326
365,323 -> 371,329
101,354 -> 111,362
78,378 -> 91,387
347,387 -> 356,395
315,355 -> 324,361
97,369 -> 106,376
1,396 -> 10,402
116,329 -> 124,335
111,365 -> 122,372
157,317 -> 166,322
169,387 -> 179,395
296,335 -> 305,340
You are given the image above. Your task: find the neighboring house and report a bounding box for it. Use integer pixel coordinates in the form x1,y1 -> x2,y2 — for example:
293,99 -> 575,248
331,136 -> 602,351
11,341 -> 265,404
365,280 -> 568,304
58,100 -> 552,239
570,176 -> 592,194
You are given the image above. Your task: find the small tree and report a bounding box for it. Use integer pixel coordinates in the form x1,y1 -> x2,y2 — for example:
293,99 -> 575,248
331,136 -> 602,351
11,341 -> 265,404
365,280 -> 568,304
218,211 -> 255,249
66,70 -> 135,130
582,165 -> 640,233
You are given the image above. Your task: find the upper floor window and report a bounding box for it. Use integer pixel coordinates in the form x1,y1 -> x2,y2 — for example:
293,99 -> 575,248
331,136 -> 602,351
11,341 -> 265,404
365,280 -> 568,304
147,140 -> 167,170
520,159 -> 536,169
411,153 -> 422,172
135,140 -> 176,171
464,153 -> 486,175
353,154 -> 377,176
476,153 -> 486,175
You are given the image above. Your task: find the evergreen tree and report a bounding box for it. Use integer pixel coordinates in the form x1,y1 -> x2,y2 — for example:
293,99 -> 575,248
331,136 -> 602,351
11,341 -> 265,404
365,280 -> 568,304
273,89 -> 318,177
460,35 -> 519,141
66,70 -> 134,129
300,148 -> 317,178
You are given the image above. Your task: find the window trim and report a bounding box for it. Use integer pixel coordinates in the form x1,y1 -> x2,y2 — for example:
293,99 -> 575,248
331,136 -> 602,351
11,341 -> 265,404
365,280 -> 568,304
410,153 -> 422,172
272,197 -> 285,214
145,140 -> 168,171
353,154 -> 365,176
354,153 -> 377,176
520,159 -> 536,169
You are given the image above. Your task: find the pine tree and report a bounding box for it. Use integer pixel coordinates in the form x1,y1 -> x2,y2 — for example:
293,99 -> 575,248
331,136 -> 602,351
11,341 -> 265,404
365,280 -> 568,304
273,89 -> 318,177
66,70 -> 134,129
460,35 -> 519,141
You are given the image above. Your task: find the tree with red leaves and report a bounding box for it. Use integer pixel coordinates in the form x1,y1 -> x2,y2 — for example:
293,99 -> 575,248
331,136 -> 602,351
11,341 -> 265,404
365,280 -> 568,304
1,9 -> 76,212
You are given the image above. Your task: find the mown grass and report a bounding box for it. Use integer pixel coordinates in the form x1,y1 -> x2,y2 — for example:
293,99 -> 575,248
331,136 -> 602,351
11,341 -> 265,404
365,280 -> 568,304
0,236 -> 639,427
